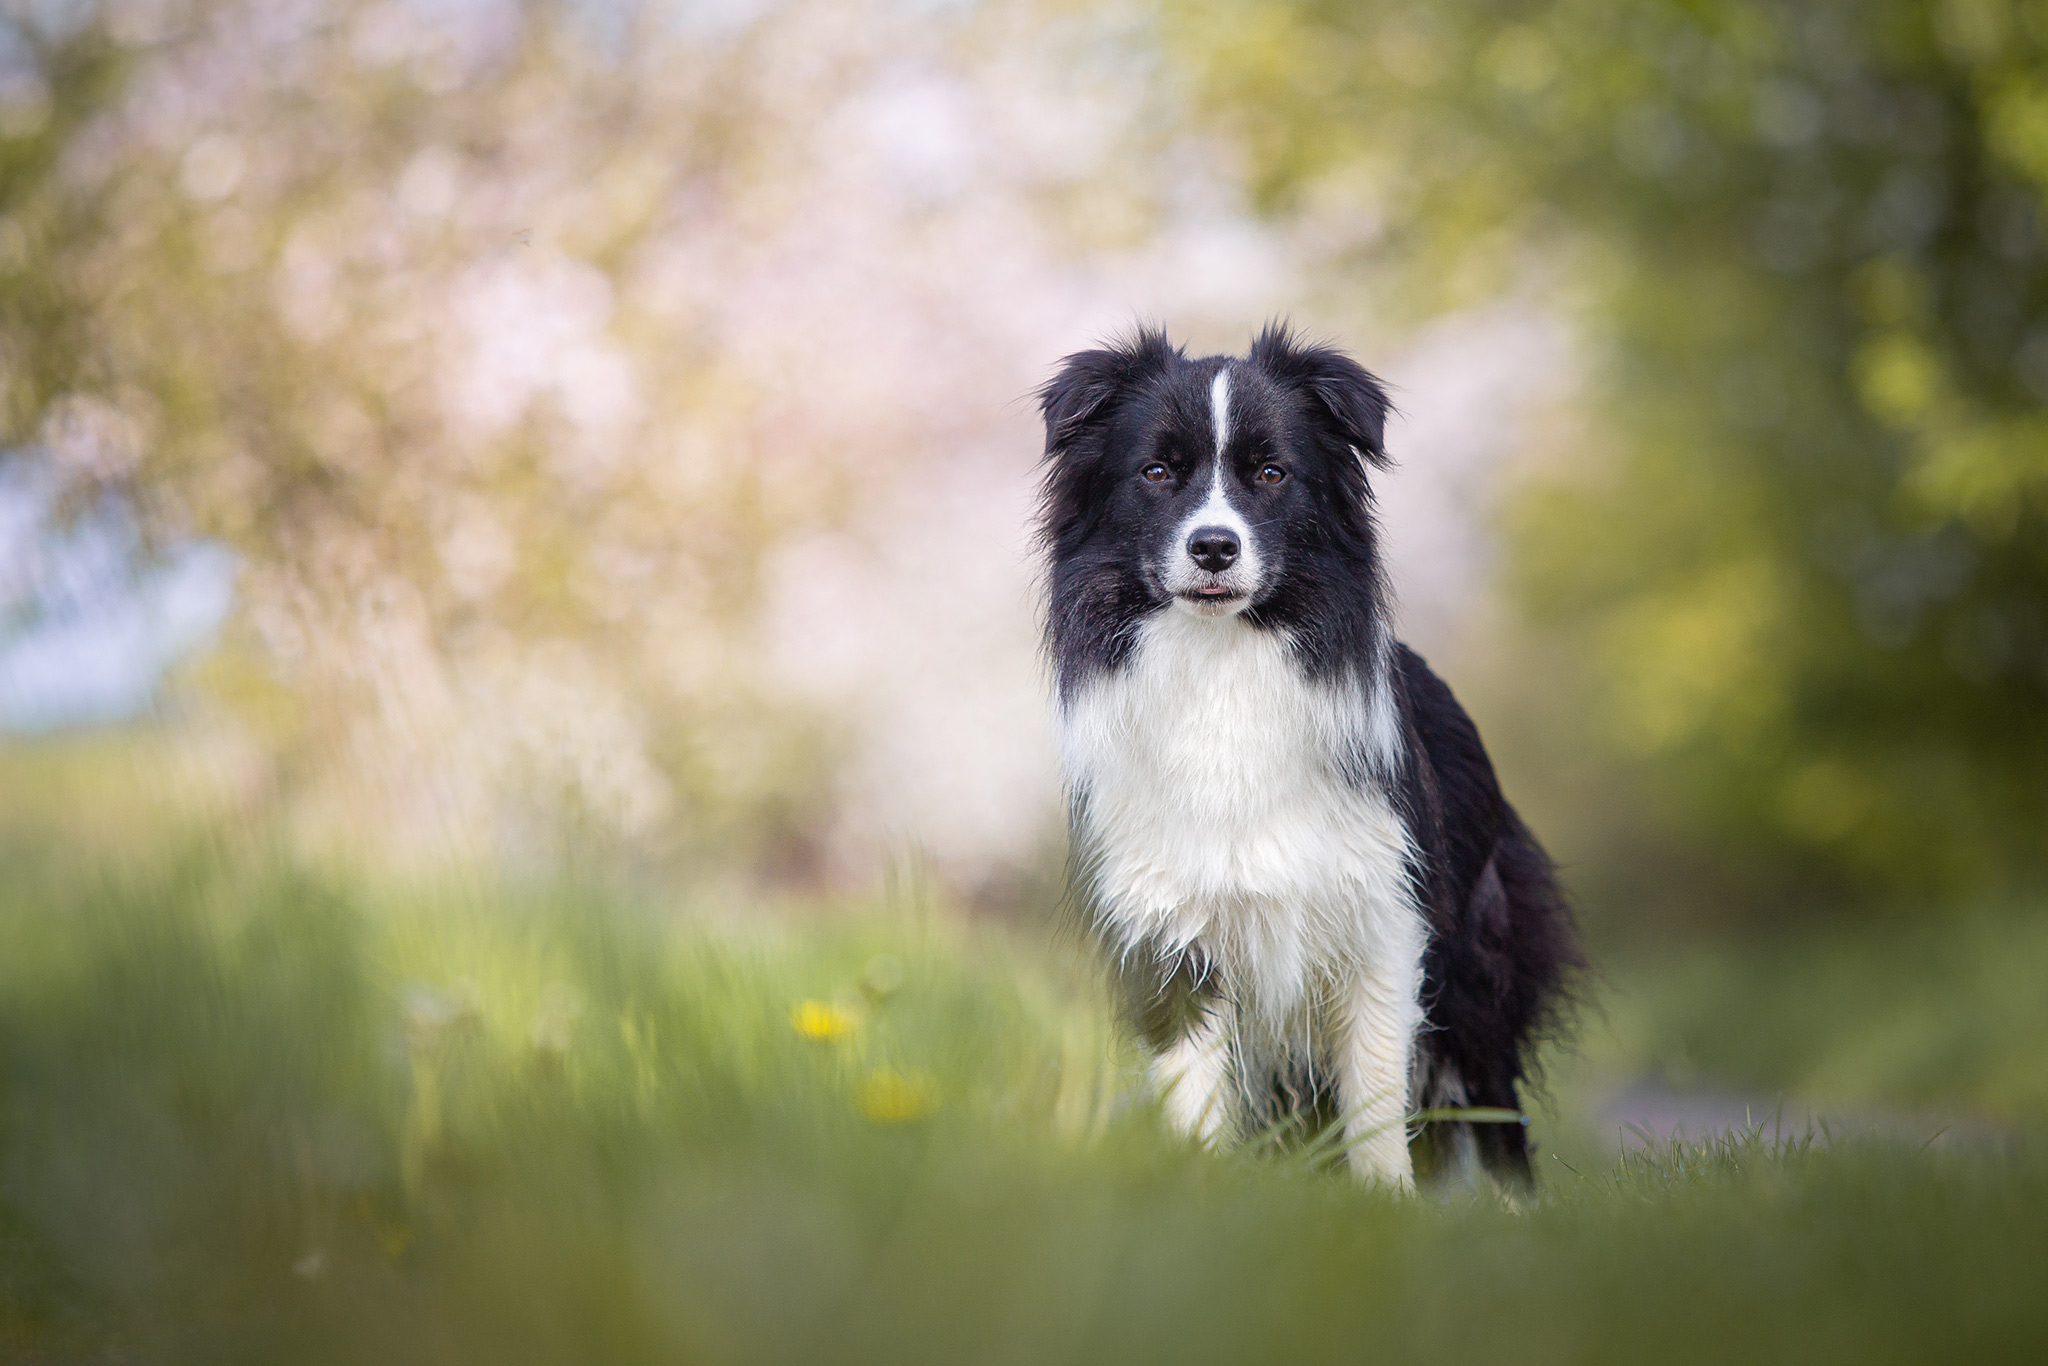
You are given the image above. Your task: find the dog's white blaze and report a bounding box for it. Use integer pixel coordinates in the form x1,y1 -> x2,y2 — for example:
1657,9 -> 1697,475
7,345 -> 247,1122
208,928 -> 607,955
1176,475 -> 1253,562
1063,610 -> 1426,1186
1166,368 -> 1260,610
1209,366 -> 1231,461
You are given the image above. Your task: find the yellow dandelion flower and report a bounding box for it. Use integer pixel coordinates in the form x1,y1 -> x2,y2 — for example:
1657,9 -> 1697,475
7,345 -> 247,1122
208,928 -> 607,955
791,999 -> 860,1042
855,1067 -> 940,1124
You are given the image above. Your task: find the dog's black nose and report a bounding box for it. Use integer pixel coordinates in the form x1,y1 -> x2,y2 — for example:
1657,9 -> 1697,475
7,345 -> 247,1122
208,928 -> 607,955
1187,526 -> 1240,572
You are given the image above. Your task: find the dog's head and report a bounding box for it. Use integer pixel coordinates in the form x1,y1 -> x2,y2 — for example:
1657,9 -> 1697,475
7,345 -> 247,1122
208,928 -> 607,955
1037,323 -> 1394,624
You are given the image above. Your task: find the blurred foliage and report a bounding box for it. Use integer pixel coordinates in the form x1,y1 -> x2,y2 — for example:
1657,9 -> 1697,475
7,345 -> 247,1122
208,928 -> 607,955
0,0 -> 1163,884
1584,903 -> 2048,1121
1,0 -> 837,868
0,8 -> 120,444
9,0 -> 2046,910
1181,0 -> 2048,907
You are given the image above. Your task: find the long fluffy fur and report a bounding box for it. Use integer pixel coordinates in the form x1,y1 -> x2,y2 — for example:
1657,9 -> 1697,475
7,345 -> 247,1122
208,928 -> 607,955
1037,324 -> 1580,1187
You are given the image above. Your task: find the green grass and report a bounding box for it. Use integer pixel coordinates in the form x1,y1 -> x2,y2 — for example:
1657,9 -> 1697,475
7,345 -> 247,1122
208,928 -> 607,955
2,836 -> 2045,1365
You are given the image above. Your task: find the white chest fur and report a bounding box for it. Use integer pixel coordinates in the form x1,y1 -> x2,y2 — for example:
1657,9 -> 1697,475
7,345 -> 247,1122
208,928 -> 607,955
1060,610 -> 1423,1033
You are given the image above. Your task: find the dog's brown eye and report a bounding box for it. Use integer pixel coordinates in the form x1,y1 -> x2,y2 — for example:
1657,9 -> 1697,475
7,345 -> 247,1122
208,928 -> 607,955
1141,463 -> 1171,484
1257,464 -> 1287,485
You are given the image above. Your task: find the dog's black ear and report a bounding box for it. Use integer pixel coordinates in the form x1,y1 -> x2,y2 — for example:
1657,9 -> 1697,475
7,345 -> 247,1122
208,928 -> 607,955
1038,328 -> 1178,459
1248,321 -> 1394,468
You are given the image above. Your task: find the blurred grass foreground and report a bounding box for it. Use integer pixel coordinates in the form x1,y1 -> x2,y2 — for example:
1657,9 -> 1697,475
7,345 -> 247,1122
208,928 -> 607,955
2,760 -> 2047,1364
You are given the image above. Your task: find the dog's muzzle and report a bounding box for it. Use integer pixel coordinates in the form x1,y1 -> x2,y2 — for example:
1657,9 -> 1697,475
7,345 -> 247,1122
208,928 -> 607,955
1167,523 -> 1258,616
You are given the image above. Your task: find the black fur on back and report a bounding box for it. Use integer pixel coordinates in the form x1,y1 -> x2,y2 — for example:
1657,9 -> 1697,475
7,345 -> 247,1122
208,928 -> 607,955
1394,645 -> 1583,1183
1037,323 -> 1581,1186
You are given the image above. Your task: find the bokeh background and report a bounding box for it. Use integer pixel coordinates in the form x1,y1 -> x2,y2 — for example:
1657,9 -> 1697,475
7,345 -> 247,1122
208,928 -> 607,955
11,0 -> 2048,914
3,2 -> 2047,1358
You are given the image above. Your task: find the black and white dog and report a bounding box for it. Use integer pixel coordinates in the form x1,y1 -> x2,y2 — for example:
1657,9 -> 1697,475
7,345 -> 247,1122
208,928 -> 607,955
1038,325 -> 1578,1189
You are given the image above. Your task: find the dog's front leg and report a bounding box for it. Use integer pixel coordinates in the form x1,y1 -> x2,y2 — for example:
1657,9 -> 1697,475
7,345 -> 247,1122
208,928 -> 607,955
1153,1003 -> 1234,1143
1338,948 -> 1425,1189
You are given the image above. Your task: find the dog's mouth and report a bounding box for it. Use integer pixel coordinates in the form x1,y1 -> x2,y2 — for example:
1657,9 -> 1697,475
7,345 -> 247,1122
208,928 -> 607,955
1172,583 -> 1251,615
1155,559 -> 1257,614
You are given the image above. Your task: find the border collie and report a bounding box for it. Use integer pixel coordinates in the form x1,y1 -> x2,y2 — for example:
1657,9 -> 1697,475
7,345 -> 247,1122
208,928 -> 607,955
1037,325 -> 1579,1190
